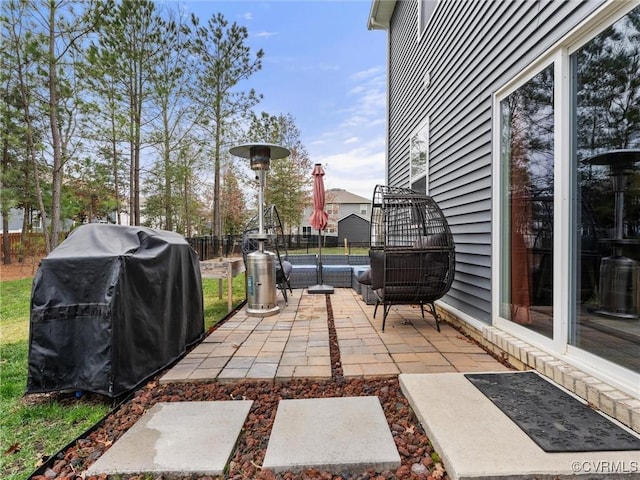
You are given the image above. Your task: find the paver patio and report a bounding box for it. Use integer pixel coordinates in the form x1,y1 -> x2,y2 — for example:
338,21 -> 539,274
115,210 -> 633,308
160,288 -> 511,384
109,289 -> 640,480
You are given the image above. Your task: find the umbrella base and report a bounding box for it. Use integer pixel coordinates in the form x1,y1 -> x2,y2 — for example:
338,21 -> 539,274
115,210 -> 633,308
308,284 -> 334,294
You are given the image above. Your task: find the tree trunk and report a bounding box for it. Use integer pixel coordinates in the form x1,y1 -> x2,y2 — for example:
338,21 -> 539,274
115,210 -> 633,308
1,134 -> 11,265
129,73 -> 135,226
213,102 -> 221,255
14,37 -> 50,254
184,174 -> 191,237
132,61 -> 143,226
163,106 -> 172,231
111,111 -> 121,224
48,3 -> 62,250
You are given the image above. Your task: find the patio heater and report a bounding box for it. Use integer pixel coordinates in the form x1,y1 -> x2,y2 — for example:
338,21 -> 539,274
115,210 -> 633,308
585,149 -> 640,319
230,143 -> 290,317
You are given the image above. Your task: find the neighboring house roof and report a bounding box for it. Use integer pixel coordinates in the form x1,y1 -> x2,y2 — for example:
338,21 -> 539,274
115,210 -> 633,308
325,189 -> 371,205
368,0 -> 396,30
337,212 -> 370,224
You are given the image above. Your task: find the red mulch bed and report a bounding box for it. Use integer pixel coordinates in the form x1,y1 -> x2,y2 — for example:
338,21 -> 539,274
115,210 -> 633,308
33,378 -> 447,480
0,257 -> 42,281
29,293 -> 449,480
17,266 -> 454,480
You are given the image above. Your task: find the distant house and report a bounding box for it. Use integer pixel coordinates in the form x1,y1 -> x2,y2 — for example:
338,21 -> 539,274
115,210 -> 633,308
301,189 -> 371,238
369,0 -> 639,426
0,208 -> 26,233
337,213 -> 370,245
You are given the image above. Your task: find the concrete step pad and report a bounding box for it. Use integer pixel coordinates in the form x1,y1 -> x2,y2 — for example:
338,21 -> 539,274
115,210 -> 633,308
400,372 -> 640,480
86,400 -> 253,477
263,396 -> 401,474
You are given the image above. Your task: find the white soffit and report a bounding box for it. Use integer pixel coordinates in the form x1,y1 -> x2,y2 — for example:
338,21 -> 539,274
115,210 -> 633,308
368,0 -> 396,30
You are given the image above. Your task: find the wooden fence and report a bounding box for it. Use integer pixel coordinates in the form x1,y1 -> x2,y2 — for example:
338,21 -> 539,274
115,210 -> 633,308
0,232 -> 47,262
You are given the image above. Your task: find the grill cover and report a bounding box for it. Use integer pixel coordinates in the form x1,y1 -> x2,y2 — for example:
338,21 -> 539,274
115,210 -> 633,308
26,224 -> 204,397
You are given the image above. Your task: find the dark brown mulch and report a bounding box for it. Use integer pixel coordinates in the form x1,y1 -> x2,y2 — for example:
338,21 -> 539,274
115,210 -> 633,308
33,377 -> 447,480
29,294 -> 454,480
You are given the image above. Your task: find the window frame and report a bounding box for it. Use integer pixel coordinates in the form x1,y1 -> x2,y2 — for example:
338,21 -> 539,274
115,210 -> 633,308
492,52 -> 562,354
491,1 -> 639,394
418,0 -> 438,38
410,118 -> 429,194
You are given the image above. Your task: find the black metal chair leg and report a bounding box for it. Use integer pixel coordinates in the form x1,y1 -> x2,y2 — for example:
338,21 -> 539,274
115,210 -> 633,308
382,303 -> 393,332
424,302 -> 441,332
374,300 -> 380,318
382,303 -> 390,332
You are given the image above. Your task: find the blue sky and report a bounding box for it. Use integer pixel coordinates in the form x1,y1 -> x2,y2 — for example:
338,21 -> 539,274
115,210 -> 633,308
180,0 -> 388,200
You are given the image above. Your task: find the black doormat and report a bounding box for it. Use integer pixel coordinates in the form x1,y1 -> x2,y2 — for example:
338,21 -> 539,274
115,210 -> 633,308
465,372 -> 640,452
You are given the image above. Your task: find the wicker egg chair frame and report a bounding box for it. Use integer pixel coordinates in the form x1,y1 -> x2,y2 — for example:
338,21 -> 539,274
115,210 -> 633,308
368,185 -> 455,332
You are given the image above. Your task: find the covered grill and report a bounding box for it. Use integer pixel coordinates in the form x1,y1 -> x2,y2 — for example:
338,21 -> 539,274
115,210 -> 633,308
26,224 -> 204,397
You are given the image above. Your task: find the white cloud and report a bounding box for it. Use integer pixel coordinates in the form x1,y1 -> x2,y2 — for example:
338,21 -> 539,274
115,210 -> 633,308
334,67 -> 387,131
314,137 -> 386,199
349,66 -> 384,82
241,12 -> 253,21
344,136 -> 359,144
255,31 -> 277,38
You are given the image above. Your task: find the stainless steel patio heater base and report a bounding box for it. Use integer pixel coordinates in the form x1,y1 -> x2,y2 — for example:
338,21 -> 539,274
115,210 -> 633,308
594,254 -> 639,319
246,248 -> 279,317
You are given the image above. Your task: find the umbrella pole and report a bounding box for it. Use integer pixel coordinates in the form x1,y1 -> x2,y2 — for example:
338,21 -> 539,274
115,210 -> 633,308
318,229 -> 323,285
308,227 -> 334,294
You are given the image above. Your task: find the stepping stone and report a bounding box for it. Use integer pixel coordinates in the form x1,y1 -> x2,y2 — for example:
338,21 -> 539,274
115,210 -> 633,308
400,373 -> 640,480
263,396 -> 400,474
86,401 -> 253,476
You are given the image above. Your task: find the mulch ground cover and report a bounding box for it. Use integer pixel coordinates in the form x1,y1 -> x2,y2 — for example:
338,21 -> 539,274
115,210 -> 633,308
29,294 -> 449,480
32,376 -> 447,480
34,376 -> 448,480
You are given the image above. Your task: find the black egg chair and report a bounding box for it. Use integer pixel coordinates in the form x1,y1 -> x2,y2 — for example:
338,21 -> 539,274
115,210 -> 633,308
363,185 -> 455,332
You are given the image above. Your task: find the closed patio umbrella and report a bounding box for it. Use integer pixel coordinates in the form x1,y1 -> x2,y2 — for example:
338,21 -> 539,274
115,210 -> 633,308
308,164 -> 333,294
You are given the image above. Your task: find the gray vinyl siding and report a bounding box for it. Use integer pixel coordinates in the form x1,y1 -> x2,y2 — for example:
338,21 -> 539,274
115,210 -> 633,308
386,0 -> 605,323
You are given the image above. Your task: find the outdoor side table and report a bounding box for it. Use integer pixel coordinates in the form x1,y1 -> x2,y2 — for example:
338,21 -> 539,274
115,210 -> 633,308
200,258 -> 246,313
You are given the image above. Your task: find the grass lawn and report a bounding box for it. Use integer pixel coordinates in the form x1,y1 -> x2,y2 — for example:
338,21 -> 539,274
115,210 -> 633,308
0,274 -> 246,480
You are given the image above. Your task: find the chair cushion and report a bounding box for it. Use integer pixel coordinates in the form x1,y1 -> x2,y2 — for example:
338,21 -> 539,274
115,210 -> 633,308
369,250 -> 385,290
413,233 -> 447,248
280,260 -> 293,278
370,249 -> 452,303
356,268 -> 372,285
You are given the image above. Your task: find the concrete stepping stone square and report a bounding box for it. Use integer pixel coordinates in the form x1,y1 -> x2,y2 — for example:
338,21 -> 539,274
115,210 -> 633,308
86,401 -> 253,476
263,396 -> 400,474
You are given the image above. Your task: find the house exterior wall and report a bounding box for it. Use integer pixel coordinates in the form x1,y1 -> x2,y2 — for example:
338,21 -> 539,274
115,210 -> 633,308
376,0 -> 640,426
386,0 -> 605,323
337,214 -> 370,245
